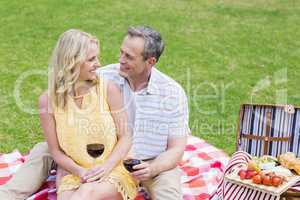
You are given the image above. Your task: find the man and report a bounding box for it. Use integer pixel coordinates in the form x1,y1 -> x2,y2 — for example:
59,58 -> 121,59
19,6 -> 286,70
0,26 -> 189,200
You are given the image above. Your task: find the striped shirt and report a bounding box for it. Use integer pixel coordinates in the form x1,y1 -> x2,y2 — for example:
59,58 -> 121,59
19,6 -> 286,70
97,63 -> 190,159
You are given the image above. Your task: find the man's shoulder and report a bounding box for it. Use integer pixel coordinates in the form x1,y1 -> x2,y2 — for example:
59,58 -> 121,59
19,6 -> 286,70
96,63 -> 123,83
96,63 -> 120,74
153,67 -> 186,96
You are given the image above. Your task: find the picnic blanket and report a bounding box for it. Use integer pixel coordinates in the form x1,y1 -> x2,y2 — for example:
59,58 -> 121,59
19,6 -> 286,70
214,151 -> 300,200
0,135 -> 229,200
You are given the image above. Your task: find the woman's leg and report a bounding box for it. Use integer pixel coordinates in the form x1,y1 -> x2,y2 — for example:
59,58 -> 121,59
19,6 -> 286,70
57,190 -> 76,200
56,166 -> 70,186
56,167 -> 76,200
0,142 -> 52,200
70,181 -> 123,200
56,167 -> 122,200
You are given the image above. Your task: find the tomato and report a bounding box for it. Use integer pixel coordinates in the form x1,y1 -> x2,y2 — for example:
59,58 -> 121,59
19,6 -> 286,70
238,170 -> 247,180
262,175 -> 272,186
272,176 -> 282,187
252,174 -> 262,184
238,169 -> 247,175
259,171 -> 266,179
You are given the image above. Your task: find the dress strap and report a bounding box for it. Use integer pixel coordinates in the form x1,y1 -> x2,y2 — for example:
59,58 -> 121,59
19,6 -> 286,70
96,77 -> 109,112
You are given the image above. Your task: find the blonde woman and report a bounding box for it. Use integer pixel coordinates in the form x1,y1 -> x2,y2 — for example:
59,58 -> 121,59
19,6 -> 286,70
39,29 -> 137,200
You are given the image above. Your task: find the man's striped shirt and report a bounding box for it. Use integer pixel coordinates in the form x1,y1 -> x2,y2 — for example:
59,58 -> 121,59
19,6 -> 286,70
97,63 -> 190,160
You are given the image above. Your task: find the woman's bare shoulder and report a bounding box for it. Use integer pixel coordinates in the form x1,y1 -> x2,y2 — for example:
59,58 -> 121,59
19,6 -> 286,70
106,80 -> 121,93
38,91 -> 53,113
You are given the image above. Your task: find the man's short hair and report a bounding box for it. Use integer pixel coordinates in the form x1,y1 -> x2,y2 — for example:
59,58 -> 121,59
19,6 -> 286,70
127,26 -> 165,62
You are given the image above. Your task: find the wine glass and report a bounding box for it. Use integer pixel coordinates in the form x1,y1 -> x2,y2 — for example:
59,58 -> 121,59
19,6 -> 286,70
123,159 -> 141,172
86,143 -> 105,161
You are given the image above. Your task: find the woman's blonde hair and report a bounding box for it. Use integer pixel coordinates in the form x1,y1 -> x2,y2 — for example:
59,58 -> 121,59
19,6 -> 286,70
48,29 -> 99,109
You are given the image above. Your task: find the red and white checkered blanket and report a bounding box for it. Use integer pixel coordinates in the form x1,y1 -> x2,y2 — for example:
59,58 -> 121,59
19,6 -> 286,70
0,136 -> 229,200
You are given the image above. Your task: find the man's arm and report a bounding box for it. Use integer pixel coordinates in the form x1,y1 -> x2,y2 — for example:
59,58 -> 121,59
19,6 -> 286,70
132,136 -> 187,181
133,87 -> 190,181
152,135 -> 187,174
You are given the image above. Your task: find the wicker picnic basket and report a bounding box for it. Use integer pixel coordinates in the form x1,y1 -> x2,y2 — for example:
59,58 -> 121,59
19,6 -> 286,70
236,103 -> 300,199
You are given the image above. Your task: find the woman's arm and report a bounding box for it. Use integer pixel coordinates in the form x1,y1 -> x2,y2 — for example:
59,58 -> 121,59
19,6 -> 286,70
39,92 -> 86,178
105,80 -> 133,166
84,81 -> 132,182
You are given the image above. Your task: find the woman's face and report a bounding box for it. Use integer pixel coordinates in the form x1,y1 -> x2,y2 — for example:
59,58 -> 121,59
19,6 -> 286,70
78,42 -> 100,81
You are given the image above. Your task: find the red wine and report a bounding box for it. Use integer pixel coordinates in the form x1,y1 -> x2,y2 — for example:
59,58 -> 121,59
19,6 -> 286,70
87,144 -> 104,158
123,159 -> 141,172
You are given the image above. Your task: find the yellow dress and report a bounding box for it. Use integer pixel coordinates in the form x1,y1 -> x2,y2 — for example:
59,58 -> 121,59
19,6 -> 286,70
53,78 -> 137,199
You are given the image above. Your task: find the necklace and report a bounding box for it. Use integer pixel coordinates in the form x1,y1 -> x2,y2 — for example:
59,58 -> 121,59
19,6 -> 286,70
73,94 -> 84,99
72,79 -> 97,99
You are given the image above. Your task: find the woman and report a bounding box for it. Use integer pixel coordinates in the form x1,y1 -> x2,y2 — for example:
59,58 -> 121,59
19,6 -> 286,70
39,29 -> 137,200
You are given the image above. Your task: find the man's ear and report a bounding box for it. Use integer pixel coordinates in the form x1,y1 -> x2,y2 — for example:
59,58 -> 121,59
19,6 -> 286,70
147,57 -> 157,66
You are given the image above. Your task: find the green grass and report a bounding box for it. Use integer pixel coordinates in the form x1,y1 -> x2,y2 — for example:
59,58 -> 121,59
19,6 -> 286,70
0,0 -> 300,155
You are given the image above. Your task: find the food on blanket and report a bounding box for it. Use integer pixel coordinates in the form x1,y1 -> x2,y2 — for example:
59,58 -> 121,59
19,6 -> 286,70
246,170 -> 258,179
258,156 -> 277,170
278,152 -> 300,175
260,162 -> 276,170
247,170 -> 285,187
264,155 -> 278,163
234,155 -> 293,188
271,176 -> 283,187
238,169 -> 258,180
252,174 -> 262,184
265,166 -> 293,177
258,171 -> 285,187
226,154 -> 300,194
253,155 -> 277,163
247,160 -> 261,172
278,152 -> 295,168
238,169 -> 247,180
249,155 -> 277,171
262,175 -> 272,186
123,159 -> 141,172
294,161 -> 300,174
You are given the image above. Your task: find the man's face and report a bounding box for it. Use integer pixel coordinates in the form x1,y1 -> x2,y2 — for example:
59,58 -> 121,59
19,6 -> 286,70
119,35 -> 150,79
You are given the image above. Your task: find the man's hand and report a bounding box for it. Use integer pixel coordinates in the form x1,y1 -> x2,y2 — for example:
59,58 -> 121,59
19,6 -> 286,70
131,162 -> 155,181
82,163 -> 114,183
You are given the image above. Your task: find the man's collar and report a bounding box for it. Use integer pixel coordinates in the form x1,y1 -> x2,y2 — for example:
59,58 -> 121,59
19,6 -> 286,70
118,72 -> 126,86
117,65 -> 160,95
145,67 -> 160,95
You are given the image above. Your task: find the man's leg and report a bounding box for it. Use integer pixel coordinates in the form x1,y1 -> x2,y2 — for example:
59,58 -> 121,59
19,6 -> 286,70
0,142 -> 53,200
142,167 -> 182,200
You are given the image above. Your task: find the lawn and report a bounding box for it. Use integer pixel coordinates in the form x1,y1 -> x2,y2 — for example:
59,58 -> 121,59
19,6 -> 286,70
0,0 -> 299,155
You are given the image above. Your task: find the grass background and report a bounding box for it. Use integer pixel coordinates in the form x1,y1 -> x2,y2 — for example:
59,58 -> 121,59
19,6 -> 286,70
0,0 -> 299,155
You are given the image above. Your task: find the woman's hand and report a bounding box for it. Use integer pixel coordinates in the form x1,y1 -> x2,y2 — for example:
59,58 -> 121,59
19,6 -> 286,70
82,162 -> 114,183
76,167 -> 89,183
